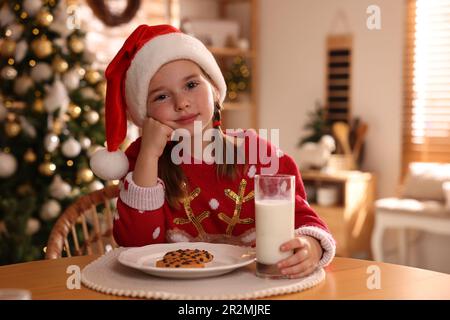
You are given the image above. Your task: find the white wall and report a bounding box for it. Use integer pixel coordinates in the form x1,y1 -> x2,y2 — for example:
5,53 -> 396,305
259,0 -> 405,199
259,0 -> 450,273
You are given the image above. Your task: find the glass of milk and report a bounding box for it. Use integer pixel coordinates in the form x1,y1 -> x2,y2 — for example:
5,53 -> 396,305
254,174 -> 295,279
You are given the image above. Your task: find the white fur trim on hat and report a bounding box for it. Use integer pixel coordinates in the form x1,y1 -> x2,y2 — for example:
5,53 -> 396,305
125,32 -> 227,127
90,148 -> 129,180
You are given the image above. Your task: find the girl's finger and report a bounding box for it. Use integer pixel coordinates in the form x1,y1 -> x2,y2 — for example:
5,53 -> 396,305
277,248 -> 308,268
279,259 -> 312,276
288,264 -> 318,279
280,237 -> 307,252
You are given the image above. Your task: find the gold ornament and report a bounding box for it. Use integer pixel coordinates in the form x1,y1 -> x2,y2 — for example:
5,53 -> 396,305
33,98 -> 44,113
68,103 -> 81,118
39,161 -> 56,176
52,56 -> 69,73
0,39 -> 16,57
53,119 -> 63,135
24,149 -> 37,163
173,187 -> 210,239
218,179 -> 254,236
17,184 -> 34,196
77,168 -> 94,183
96,81 -> 106,97
69,37 -> 84,54
36,10 -> 53,26
31,37 -> 52,59
85,70 -> 101,84
85,110 -> 99,125
5,122 -> 21,137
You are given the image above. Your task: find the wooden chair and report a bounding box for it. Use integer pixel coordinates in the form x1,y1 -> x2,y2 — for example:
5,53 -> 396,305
45,185 -> 120,259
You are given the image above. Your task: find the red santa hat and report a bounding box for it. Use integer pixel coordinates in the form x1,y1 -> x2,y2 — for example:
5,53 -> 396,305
90,24 -> 227,180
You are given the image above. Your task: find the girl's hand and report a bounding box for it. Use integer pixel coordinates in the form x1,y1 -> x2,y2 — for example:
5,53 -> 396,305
140,117 -> 174,158
277,235 -> 323,279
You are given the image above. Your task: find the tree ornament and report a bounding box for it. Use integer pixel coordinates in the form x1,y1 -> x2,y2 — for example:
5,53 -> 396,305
88,180 -> 104,191
84,69 -> 101,84
0,39 -> 16,57
0,3 -> 16,27
38,160 -> 56,176
62,69 -> 81,90
68,102 -> 81,118
19,116 -> 37,138
80,87 -> 99,100
24,148 -> 37,163
5,121 -> 21,137
0,100 -> 6,121
69,36 -> 84,54
52,56 -> 68,73
85,110 -> 99,125
7,23 -> 24,41
43,79 -> 69,113
44,132 -> 60,152
31,62 -> 52,82
87,145 -> 102,158
61,137 -> 81,158
36,9 -> 53,26
33,98 -> 44,113
0,66 -> 18,80
40,199 -> 61,220
0,152 -> 17,178
77,167 -> 94,183
17,183 -> 34,196
26,218 -> 41,236
13,75 -> 34,95
49,174 -> 71,200
23,0 -> 43,17
1,66 -> 17,80
79,136 -> 91,150
14,40 -> 27,63
31,37 -> 52,59
96,81 -> 106,97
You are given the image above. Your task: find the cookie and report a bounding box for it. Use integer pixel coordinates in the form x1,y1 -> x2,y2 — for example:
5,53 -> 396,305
155,248 -> 214,268
156,259 -> 204,268
163,249 -> 214,263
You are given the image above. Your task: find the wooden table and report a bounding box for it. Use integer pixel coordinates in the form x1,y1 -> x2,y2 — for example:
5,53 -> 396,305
0,256 -> 449,299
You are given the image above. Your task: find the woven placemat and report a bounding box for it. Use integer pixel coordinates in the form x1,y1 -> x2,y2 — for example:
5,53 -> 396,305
81,248 -> 326,300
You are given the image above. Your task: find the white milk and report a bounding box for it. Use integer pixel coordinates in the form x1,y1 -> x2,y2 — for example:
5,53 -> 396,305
255,199 -> 295,265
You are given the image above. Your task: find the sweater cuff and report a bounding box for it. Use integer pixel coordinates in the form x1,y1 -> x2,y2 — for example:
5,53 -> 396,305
119,172 -> 165,211
295,225 -> 336,268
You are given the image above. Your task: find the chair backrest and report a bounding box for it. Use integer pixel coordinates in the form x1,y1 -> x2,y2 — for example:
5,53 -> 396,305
45,185 -> 120,259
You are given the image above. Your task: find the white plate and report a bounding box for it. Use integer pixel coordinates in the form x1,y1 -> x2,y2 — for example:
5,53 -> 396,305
117,242 -> 256,279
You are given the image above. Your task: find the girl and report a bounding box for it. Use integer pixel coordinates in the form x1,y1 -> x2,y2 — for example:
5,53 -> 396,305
90,24 -> 335,279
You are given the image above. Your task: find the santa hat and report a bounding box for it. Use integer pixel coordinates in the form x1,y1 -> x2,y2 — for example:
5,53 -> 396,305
90,24 -> 227,180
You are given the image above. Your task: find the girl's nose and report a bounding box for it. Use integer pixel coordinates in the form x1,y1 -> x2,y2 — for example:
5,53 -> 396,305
175,96 -> 190,111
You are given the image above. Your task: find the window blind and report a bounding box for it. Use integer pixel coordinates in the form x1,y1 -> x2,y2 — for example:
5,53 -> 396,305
403,0 -> 450,174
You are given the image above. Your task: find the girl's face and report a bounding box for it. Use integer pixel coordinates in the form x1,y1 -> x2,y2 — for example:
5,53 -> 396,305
146,60 -> 216,134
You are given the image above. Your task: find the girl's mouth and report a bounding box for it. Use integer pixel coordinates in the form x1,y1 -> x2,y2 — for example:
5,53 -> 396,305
175,113 -> 199,125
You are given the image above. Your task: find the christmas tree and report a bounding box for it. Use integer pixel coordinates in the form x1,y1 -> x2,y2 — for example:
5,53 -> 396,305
224,56 -> 250,101
0,0 -> 106,264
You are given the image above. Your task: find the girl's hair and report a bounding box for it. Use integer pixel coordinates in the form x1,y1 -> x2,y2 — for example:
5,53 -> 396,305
157,68 -> 247,209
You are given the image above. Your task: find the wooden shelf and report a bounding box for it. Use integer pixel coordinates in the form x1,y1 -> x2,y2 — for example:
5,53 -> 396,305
207,46 -> 255,58
223,99 -> 252,111
303,170 -> 376,258
176,0 -> 259,129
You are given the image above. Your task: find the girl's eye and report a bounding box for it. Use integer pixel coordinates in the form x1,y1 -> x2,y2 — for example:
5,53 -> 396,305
155,94 -> 168,101
187,81 -> 199,89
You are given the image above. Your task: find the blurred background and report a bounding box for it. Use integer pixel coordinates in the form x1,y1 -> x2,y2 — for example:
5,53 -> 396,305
0,0 -> 449,273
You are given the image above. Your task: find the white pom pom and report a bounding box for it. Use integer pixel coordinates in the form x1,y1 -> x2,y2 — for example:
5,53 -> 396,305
90,148 -> 129,180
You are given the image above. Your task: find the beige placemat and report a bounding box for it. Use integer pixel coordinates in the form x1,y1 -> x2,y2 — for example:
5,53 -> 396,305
81,248 -> 326,300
